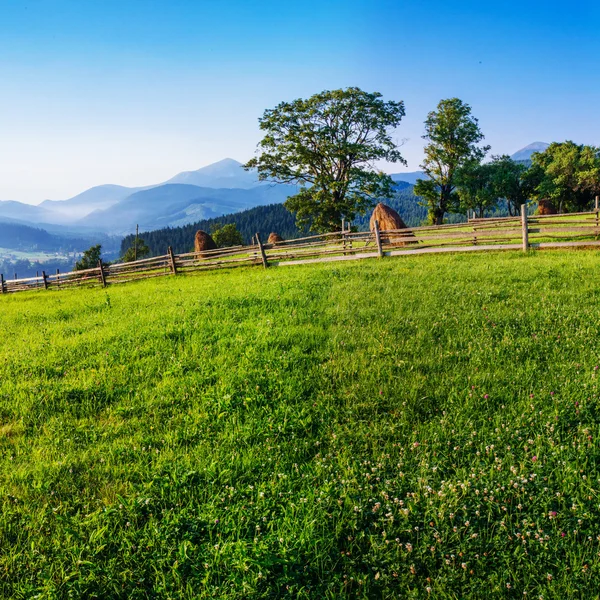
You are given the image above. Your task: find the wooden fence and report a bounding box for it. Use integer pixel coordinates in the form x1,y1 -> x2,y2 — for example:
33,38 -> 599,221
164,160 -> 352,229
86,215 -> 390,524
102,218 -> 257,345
2,208 -> 600,295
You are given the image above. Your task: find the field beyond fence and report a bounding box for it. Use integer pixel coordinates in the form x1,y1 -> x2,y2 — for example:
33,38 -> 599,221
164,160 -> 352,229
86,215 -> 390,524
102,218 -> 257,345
2,208 -> 600,294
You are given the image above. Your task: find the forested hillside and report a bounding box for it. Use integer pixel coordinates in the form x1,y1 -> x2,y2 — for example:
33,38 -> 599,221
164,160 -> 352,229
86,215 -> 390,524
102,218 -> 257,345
0,222 -> 89,252
121,184 -> 424,256
119,183 -> 525,258
121,203 -> 310,256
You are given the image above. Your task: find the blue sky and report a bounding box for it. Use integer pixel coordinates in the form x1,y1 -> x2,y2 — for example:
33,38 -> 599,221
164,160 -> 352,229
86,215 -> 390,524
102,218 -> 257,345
1,0 -> 599,203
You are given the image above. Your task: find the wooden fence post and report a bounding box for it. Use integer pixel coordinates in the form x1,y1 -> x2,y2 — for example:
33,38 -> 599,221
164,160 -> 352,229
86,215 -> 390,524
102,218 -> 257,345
42,271 -> 48,290
521,203 -> 529,252
374,219 -> 384,258
168,246 -> 178,275
595,196 -> 599,229
98,260 -> 107,288
255,233 -> 269,268
56,268 -> 60,290
0,274 -> 4,294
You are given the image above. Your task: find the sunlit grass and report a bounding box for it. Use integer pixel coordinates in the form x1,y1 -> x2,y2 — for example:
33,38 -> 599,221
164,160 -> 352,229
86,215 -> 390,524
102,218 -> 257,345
1,250 -> 600,598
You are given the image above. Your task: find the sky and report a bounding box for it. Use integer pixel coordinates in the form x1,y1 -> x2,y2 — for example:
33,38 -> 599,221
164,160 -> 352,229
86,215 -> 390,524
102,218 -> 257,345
1,0 -> 599,204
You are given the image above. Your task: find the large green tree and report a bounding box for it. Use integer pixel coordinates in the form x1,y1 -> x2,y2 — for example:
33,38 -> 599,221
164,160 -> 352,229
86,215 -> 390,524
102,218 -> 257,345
415,98 -> 489,225
244,88 -> 406,233
531,141 -> 600,212
456,161 -> 498,219
74,244 -> 102,271
121,237 -> 150,262
211,223 -> 244,248
488,155 -> 537,217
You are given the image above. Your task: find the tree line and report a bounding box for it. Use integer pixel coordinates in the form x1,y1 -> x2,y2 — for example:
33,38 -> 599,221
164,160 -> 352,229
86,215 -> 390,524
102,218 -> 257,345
111,88 -> 599,261
120,203 -> 311,257
246,90 -> 600,229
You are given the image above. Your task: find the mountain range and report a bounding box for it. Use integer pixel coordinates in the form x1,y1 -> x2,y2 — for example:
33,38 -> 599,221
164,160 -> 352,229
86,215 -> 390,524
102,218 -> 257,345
0,144 -> 549,238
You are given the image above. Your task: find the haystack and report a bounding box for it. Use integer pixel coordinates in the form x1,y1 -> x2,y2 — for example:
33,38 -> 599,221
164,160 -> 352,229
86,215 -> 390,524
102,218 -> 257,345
268,232 -> 284,244
536,199 -> 557,215
369,202 -> 415,246
194,230 -> 217,257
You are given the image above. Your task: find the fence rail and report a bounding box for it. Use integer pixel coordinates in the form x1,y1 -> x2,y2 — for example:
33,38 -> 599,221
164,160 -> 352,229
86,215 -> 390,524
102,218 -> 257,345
2,209 -> 600,295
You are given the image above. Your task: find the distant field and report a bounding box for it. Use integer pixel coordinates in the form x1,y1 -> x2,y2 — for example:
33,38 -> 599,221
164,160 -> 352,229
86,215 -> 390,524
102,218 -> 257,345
0,248 -> 72,262
1,251 -> 600,598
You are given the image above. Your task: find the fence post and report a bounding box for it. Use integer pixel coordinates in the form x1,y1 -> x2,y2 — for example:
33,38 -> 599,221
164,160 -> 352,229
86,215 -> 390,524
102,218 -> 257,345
374,219 -> 384,258
0,274 -> 4,294
255,233 -> 269,268
168,246 -> 178,275
56,269 -> 60,290
42,271 -> 48,290
98,260 -> 107,288
595,196 -> 599,229
521,203 -> 529,252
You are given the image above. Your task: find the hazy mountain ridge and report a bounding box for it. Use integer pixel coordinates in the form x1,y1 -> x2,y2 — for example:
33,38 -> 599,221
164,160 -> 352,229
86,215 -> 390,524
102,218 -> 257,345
0,144 -> 549,237
510,142 -> 549,162
0,160 -> 278,234
75,182 -> 296,235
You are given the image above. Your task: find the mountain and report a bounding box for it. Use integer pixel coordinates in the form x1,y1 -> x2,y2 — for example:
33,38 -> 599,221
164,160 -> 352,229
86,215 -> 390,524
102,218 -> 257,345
511,142 -> 549,162
390,171 -> 426,185
164,158 -> 259,189
40,184 -> 136,220
0,222 -> 90,253
0,200 -> 58,224
78,182 -> 295,235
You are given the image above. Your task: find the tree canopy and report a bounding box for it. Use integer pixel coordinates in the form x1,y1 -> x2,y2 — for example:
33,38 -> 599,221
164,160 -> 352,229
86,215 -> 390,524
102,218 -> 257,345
415,98 -> 489,224
244,87 -> 406,233
487,155 -> 536,217
456,162 -> 497,219
211,223 -> 244,248
530,142 -> 600,213
74,244 -> 102,271
121,237 -> 150,262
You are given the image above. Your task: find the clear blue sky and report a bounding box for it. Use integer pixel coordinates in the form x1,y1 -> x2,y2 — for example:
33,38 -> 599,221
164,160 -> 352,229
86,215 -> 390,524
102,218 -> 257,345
1,0 -> 599,203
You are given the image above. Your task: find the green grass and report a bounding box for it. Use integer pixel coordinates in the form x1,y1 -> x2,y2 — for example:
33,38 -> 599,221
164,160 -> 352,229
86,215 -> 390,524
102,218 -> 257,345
1,251 -> 600,599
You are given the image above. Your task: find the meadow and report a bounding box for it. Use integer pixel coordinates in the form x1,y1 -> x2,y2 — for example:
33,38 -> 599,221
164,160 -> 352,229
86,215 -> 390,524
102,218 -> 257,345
1,250 -> 599,599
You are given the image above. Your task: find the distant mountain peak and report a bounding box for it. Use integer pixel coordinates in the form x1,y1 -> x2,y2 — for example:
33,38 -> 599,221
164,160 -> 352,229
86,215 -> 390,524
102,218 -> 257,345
165,158 -> 258,189
511,142 -> 549,161
191,157 -> 246,175
203,157 -> 243,167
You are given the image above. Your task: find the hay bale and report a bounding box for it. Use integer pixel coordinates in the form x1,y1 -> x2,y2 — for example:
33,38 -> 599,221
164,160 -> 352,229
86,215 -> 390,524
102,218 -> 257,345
194,230 -> 217,256
267,232 -> 284,244
369,202 -> 414,246
536,199 -> 557,215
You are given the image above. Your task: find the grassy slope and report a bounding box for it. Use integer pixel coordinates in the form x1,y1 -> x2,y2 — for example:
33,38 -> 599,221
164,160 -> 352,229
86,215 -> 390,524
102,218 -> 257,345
1,251 -> 600,599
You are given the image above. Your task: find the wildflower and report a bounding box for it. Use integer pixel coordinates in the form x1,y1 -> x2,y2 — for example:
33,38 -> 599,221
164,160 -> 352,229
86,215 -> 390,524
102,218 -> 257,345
532,456 -> 538,462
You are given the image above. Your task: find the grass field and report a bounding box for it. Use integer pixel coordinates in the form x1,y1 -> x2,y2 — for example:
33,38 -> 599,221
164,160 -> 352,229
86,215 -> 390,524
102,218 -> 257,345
1,250 -> 600,599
